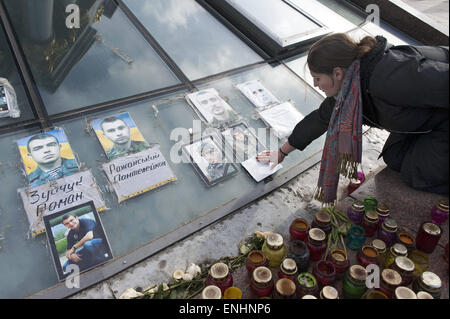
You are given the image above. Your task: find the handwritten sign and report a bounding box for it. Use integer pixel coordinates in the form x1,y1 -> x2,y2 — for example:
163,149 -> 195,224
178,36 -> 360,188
102,147 -> 177,203
18,170 -> 107,237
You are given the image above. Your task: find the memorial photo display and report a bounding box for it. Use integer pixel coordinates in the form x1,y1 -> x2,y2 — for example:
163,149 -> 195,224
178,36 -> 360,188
17,128 -> 80,187
258,101 -> 304,139
236,79 -> 280,108
186,88 -> 239,125
90,112 -> 150,160
183,135 -> 238,187
221,123 -> 265,163
44,201 -> 113,282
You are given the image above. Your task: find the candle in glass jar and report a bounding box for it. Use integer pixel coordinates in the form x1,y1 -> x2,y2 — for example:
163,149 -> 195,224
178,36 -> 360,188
311,210 -> 332,235
378,269 -> 402,299
357,245 -> 379,268
205,262 -> 233,294
390,256 -> 415,286
412,271 -> 442,299
362,210 -> 379,237
376,202 -> 390,226
245,250 -> 268,277
296,272 -> 319,298
377,218 -> 398,247
416,222 -> 442,254
327,248 -> 350,279
396,231 -> 416,252
250,266 -> 274,298
431,199 -> 449,225
261,233 -> 287,268
395,287 -> 417,299
278,258 -> 297,282
346,225 -> 366,250
320,286 -> 339,299
306,228 -> 327,261
347,200 -> 365,225
312,260 -> 336,287
289,218 -> 309,241
363,197 -> 378,211
274,278 -> 297,299
287,240 -> 310,272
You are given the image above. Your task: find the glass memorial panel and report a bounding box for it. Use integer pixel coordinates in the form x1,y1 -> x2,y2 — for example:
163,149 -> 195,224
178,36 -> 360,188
2,0 -> 180,115
0,62 -> 326,298
225,0 -> 328,47
0,23 -> 35,127
122,0 -> 262,80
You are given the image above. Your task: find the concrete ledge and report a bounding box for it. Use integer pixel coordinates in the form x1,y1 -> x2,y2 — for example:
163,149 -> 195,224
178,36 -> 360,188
347,0 -> 449,45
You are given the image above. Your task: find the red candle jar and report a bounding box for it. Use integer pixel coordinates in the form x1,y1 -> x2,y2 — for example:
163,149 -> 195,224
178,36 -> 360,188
205,263 -> 233,294
312,260 -> 336,287
278,258 -> 297,282
431,199 -> 449,225
376,202 -> 390,226
378,269 -> 402,299
396,231 -> 416,252
250,266 -> 274,298
362,210 -> 379,237
416,222 -> 442,254
289,218 -> 309,241
306,228 -> 327,261
311,210 -> 332,235
357,245 -> 379,268
327,248 -> 350,279
377,218 -> 398,247
347,200 -> 365,225
390,256 -> 415,286
245,250 -> 268,277
296,272 -> 319,298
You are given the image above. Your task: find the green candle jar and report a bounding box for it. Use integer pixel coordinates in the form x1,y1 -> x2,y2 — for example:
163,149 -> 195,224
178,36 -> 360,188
261,233 -> 287,268
364,197 -> 378,212
343,265 -> 368,299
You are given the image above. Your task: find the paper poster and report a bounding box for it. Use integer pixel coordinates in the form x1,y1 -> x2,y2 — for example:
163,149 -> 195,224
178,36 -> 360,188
186,88 -> 239,125
258,102 -> 304,139
183,136 -> 238,187
90,112 -> 150,161
44,201 -> 113,282
221,123 -> 266,163
18,170 -> 107,238
17,128 -> 80,187
236,80 -> 280,108
102,147 -> 177,203
241,156 -> 282,182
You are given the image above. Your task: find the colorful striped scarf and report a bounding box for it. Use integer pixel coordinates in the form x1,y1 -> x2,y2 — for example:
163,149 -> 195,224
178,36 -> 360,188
314,60 -> 363,206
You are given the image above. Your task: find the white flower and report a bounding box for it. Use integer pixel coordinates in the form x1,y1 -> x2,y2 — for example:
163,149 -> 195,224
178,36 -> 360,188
172,269 -> 185,280
118,288 -> 144,299
186,263 -> 201,277
182,273 -> 194,281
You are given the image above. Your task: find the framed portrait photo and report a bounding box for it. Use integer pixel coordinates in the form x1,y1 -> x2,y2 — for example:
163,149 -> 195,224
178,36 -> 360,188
90,112 -> 150,161
236,79 -> 280,109
182,135 -> 238,187
186,88 -> 239,125
43,201 -> 113,282
221,123 -> 266,163
17,128 -> 80,187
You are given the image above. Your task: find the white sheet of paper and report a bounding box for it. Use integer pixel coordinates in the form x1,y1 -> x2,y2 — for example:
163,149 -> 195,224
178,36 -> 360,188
241,156 -> 282,182
18,170 -> 107,237
102,147 -> 177,203
258,101 -> 304,139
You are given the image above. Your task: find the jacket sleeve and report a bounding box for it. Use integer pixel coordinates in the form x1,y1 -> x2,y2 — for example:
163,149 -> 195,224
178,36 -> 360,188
287,96 -> 334,151
370,45 -> 449,109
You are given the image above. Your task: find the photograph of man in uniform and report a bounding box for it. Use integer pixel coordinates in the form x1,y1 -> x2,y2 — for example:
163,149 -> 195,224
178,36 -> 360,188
19,130 -> 79,187
199,140 -> 237,182
189,89 -> 238,125
91,113 -> 150,160
61,212 -> 110,273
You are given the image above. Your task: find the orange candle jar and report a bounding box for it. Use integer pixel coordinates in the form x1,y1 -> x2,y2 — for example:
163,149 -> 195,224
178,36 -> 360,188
245,250 -> 268,277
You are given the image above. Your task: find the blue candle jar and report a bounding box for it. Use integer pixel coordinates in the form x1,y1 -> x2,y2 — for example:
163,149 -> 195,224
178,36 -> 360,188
346,225 -> 366,251
287,240 -> 310,272
347,200 -> 365,225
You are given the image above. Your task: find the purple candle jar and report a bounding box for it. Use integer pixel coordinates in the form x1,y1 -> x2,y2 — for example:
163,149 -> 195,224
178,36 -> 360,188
362,210 -> 379,237
376,203 -> 390,226
377,218 -> 398,247
431,200 -> 449,225
347,200 -> 365,225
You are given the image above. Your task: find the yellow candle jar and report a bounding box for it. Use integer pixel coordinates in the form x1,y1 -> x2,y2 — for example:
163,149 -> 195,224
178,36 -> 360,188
262,233 -> 287,268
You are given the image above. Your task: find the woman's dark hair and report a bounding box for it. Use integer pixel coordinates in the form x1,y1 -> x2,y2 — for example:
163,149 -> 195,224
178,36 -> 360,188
307,33 -> 377,74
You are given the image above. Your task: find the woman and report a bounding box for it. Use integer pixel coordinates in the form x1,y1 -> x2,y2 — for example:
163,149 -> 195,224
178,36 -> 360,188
257,33 -> 448,205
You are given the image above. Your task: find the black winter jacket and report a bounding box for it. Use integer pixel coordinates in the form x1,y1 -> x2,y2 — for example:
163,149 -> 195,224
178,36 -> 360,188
288,36 -> 449,193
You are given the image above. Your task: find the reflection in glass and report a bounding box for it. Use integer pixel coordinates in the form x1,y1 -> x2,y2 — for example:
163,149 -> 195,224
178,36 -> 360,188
226,0 -> 327,47
0,24 -> 35,125
123,0 -> 262,80
3,0 -> 180,114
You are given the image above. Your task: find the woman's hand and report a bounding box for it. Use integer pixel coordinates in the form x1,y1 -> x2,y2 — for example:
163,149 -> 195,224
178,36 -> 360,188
256,150 -> 285,170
